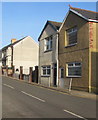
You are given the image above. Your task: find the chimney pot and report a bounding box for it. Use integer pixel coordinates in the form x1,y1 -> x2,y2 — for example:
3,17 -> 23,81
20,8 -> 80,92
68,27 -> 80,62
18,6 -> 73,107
11,39 -> 17,44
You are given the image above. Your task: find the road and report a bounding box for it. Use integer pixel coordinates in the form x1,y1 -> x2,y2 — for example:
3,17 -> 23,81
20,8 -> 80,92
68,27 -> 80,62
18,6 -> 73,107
2,76 -> 97,119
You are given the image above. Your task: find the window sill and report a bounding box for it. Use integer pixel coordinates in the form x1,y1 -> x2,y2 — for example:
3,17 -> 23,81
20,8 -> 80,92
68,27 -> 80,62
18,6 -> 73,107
66,76 -> 81,78
65,43 -> 77,48
44,49 -> 52,53
41,75 -> 50,77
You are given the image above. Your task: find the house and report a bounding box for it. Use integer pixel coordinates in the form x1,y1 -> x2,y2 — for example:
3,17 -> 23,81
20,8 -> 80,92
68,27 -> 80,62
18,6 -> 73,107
0,50 -> 2,75
58,6 -> 98,92
0,50 -> 2,67
2,36 -> 39,76
38,21 -> 62,86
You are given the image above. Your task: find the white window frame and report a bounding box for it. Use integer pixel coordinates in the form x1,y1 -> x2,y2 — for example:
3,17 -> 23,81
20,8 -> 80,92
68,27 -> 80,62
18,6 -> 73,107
66,62 -> 82,77
66,26 -> 77,46
60,68 -> 64,78
41,66 -> 51,76
44,36 -> 52,51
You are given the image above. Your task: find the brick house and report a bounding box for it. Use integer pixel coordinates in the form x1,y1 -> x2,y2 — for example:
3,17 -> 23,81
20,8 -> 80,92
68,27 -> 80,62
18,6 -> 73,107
38,21 -> 62,87
58,6 -> 98,92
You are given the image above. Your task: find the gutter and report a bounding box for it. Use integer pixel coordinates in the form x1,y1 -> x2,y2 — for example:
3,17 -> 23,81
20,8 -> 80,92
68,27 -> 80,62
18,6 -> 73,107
56,31 -> 59,87
70,9 -> 98,23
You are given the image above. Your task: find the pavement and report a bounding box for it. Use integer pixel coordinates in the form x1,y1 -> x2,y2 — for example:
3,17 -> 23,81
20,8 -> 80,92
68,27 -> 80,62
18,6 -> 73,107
3,75 -> 97,100
2,75 -> 97,119
30,82 -> 97,100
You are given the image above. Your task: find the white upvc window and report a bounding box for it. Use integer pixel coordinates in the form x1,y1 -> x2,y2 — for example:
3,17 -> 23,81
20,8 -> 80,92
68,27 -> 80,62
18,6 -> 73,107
66,26 -> 77,46
42,66 -> 51,76
44,35 -> 52,51
66,62 -> 82,77
60,68 -> 64,78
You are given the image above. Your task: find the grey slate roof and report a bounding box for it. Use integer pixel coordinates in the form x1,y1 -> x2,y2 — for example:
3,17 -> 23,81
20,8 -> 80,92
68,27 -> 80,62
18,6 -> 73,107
70,6 -> 98,20
2,36 -> 27,51
38,20 -> 62,41
48,21 -> 62,30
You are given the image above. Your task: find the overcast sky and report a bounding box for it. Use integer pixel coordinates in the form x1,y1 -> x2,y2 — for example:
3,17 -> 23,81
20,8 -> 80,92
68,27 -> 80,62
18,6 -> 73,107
1,2 -> 97,48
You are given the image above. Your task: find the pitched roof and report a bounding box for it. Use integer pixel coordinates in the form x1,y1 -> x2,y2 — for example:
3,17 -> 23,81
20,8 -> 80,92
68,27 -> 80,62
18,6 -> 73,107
48,20 -> 62,30
38,20 -> 62,41
2,36 -> 27,51
70,5 -> 98,21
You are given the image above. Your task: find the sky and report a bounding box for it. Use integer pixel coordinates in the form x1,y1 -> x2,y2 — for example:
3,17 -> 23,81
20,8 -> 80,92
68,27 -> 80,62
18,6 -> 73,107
1,2 -> 97,48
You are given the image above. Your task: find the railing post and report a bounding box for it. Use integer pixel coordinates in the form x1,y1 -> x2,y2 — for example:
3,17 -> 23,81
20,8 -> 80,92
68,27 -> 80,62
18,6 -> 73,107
6,66 -> 8,76
12,65 -> 14,77
20,66 -> 23,80
1,67 -> 3,75
29,67 -> 33,83
35,66 -> 38,83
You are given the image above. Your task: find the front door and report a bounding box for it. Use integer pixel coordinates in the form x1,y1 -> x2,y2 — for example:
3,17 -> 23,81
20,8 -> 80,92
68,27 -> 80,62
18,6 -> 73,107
53,63 -> 57,86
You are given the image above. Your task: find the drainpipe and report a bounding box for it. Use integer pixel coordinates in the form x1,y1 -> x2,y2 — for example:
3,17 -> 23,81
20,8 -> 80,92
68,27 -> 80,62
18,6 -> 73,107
89,50 -> 91,93
11,46 -> 13,67
89,22 -> 93,93
56,31 -> 59,87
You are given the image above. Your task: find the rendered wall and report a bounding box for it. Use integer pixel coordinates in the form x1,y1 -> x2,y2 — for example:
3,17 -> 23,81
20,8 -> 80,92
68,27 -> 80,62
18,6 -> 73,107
13,36 -> 39,74
59,11 -> 90,91
39,24 -> 57,86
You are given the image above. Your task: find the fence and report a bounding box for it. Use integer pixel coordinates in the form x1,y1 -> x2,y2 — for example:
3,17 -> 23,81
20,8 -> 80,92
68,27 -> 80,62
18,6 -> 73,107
1,66 -> 14,76
1,66 -> 38,83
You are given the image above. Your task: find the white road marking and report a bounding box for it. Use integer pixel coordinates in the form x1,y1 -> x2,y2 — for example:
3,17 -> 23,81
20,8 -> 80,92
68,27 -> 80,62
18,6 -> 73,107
21,91 -> 45,103
63,109 -> 88,120
3,84 -> 15,89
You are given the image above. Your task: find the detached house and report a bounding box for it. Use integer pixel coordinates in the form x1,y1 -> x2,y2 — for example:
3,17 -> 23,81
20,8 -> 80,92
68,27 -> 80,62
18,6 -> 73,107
38,21 -> 62,86
58,6 -> 98,92
2,36 -> 39,76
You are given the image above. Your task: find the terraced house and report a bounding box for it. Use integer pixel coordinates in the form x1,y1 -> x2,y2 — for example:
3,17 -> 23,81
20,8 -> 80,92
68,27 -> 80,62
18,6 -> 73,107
2,36 -> 39,77
58,6 -> 98,93
38,21 -> 61,87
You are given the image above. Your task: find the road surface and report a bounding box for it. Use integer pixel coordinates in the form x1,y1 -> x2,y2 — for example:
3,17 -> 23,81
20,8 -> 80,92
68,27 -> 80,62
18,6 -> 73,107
2,76 -> 97,119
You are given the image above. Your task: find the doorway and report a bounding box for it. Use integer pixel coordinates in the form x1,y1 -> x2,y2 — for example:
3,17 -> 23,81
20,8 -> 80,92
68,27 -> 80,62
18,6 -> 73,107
53,63 -> 57,87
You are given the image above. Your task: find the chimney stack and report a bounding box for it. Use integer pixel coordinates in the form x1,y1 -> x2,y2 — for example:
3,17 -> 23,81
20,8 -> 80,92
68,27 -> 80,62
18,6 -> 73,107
11,39 -> 17,44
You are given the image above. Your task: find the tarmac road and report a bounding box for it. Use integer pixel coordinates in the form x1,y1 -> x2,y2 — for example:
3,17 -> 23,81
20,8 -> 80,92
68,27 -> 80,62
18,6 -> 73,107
2,76 -> 97,119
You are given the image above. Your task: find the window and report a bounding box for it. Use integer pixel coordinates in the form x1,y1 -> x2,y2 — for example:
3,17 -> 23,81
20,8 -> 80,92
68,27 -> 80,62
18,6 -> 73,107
66,26 -> 77,46
60,68 -> 64,78
42,66 -> 51,76
66,62 -> 81,77
44,35 -> 52,51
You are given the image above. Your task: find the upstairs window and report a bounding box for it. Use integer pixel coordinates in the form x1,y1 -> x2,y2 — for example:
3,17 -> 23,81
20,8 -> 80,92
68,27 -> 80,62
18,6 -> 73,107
66,62 -> 82,77
44,35 -> 52,51
66,26 -> 77,46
